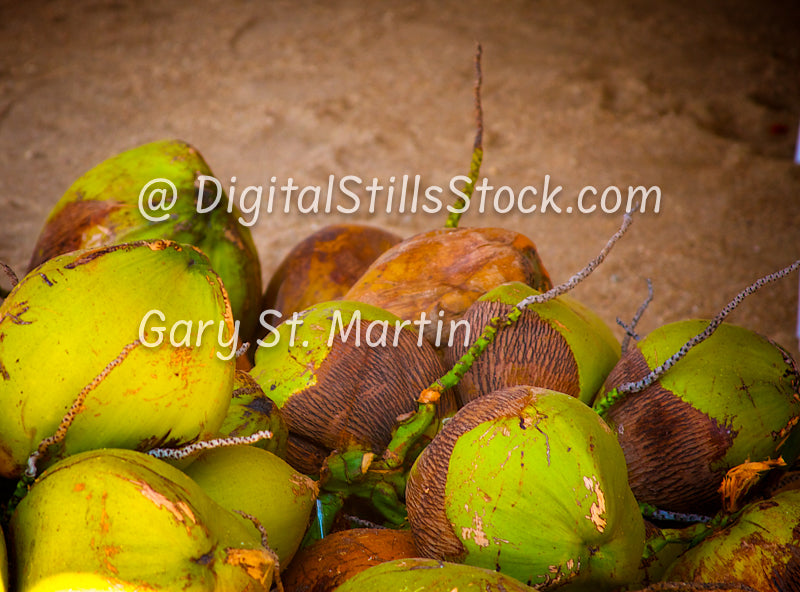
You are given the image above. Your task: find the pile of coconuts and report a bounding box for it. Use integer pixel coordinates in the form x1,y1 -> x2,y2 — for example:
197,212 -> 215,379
1,123 -> 800,591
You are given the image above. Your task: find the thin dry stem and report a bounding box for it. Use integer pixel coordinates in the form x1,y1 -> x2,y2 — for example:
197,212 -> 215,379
26,338 -> 142,477
618,277 -> 654,352
234,510 -> 284,592
147,429 -> 273,460
619,259 -> 800,395
515,210 -> 635,311
445,42 -> 484,229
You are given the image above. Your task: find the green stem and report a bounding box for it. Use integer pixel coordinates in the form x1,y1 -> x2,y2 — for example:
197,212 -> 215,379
380,398 -> 441,470
432,310 -> 518,392
3,474 -> 34,526
445,147 -> 483,229
593,387 -> 623,418
301,492 -> 346,547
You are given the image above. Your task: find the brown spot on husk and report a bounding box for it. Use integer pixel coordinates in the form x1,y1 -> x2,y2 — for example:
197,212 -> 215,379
132,479 -> 197,525
774,521 -> 800,592
345,227 -> 552,346
280,528 -> 419,592
445,300 -> 580,406
406,385 -> 538,562
601,347 -> 734,515
225,547 -> 274,588
279,319 -> 456,467
667,524 -> 800,591
28,199 -> 125,271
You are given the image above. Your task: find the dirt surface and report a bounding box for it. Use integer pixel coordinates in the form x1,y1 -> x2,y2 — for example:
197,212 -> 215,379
2,0 -> 799,358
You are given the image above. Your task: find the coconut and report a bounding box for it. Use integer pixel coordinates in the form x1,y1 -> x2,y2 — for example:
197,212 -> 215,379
217,370 -> 289,458
662,489 -> 800,590
0,240 -> 235,478
9,448 -> 274,591
344,227 -> 552,346
261,223 -> 402,320
250,300 -> 456,475
594,320 -> 800,515
280,528 -> 419,592
445,281 -> 620,406
26,139 -> 262,340
181,445 -> 317,568
333,558 -> 536,591
406,385 -> 644,590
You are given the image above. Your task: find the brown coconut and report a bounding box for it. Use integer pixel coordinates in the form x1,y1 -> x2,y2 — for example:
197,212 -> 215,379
261,223 -> 402,319
281,528 -> 419,592
344,227 -> 552,346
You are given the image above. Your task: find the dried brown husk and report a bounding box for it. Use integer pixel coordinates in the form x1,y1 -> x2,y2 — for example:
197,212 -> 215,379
261,223 -> 402,320
445,299 -> 580,406
406,386 -> 533,561
344,227 -> 552,346
267,319 -> 456,475
280,528 -> 419,592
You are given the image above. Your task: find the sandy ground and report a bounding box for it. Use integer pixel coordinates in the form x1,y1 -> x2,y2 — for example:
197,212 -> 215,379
1,0 -> 799,359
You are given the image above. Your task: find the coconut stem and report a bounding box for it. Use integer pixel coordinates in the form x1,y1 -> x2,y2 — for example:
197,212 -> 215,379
234,510 -> 284,592
147,430 -> 273,460
595,259 -> 800,417
618,277 -> 654,352
515,210 -> 635,309
645,509 -> 742,561
301,492 -> 346,547
235,340 -> 250,358
430,311 -> 517,393
2,339 -> 143,524
382,391 -> 442,469
639,502 -> 711,524
29,338 -> 143,474
445,42 -> 483,229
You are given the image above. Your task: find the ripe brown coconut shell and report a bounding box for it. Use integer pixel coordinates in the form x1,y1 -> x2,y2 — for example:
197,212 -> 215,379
261,223 -> 402,320
281,528 -> 419,592
344,227 -> 552,346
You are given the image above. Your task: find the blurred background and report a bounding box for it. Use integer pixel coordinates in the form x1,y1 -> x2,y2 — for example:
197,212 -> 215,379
1,0 -> 799,356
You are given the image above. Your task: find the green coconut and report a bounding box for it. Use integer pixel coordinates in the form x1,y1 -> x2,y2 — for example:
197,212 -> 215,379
27,139 -> 262,340
594,320 -> 800,515
250,300 -> 456,475
9,448 -> 274,591
333,557 -> 536,591
445,281 -> 620,406
406,385 -> 645,591
181,445 -> 318,567
0,240 -> 235,477
662,488 -> 800,590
